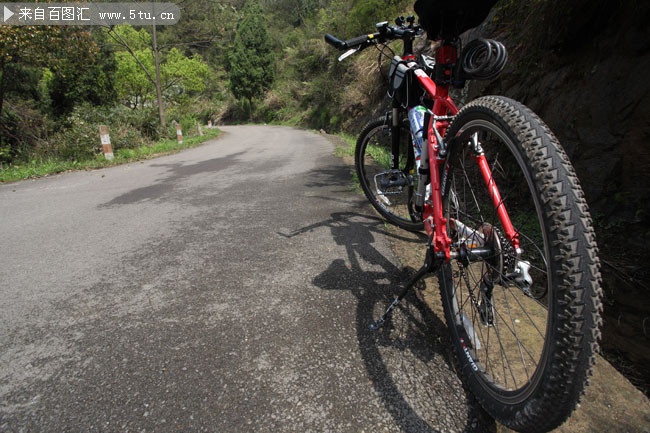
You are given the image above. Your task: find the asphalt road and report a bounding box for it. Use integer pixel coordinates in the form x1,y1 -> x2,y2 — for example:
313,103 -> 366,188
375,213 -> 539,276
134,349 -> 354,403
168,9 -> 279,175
0,125 -> 490,432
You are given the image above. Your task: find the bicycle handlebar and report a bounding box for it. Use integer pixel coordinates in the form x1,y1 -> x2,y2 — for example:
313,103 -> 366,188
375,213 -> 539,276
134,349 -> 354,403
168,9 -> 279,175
324,33 -> 378,51
324,34 -> 347,50
324,20 -> 421,53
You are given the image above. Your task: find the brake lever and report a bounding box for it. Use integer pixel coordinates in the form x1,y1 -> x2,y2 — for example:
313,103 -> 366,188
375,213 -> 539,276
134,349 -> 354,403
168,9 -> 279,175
338,47 -> 360,62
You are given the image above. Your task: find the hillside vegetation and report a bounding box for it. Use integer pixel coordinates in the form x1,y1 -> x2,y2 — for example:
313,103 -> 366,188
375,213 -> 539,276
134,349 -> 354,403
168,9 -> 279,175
219,0 -> 414,131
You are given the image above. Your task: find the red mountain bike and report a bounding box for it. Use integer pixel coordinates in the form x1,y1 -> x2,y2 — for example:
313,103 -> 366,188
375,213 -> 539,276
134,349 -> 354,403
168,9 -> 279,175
326,16 -> 602,433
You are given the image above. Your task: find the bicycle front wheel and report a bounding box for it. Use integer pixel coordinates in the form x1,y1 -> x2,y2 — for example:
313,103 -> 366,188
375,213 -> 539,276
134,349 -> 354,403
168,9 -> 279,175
439,96 -> 602,432
355,116 -> 424,232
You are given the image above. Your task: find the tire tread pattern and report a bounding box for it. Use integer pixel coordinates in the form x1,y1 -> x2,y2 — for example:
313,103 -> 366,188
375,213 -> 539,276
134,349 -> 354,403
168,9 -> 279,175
442,96 -> 603,433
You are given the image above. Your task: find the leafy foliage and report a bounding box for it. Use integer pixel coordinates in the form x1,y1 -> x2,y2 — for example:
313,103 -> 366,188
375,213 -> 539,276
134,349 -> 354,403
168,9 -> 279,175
110,26 -> 210,107
0,25 -> 96,68
48,31 -> 117,117
115,49 -> 154,108
49,104 -> 159,160
229,0 -> 274,111
232,0 -> 412,130
163,48 -> 210,95
0,26 -> 100,161
1,0 -> 415,164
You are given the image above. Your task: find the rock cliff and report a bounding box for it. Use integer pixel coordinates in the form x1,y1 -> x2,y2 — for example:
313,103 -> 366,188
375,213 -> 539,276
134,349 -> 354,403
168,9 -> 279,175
467,0 -> 650,394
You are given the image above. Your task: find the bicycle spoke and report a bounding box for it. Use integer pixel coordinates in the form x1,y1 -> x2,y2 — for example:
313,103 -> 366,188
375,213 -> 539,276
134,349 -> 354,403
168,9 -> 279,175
503,283 -> 546,339
491,308 -> 518,389
355,119 -> 423,230
445,122 -> 554,392
492,301 -> 540,367
459,152 -> 486,226
501,284 -> 531,380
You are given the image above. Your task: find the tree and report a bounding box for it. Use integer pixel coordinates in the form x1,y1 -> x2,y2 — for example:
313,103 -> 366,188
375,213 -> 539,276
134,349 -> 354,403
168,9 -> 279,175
115,50 -> 154,108
105,25 -> 210,123
104,0 -> 221,127
111,27 -> 209,109
268,0 -> 328,27
0,26 -> 96,117
0,26 -> 97,158
48,30 -> 117,116
104,25 -> 164,123
229,0 -> 274,119
112,26 -> 155,108
162,48 -> 210,97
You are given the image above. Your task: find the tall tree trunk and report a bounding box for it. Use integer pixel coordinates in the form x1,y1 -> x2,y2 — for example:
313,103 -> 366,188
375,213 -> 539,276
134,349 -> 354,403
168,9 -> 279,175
152,22 -> 165,128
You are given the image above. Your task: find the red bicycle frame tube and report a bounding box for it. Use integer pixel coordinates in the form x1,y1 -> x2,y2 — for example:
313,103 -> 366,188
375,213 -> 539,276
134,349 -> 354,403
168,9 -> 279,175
412,65 -> 519,259
474,155 -> 520,250
412,68 -> 456,259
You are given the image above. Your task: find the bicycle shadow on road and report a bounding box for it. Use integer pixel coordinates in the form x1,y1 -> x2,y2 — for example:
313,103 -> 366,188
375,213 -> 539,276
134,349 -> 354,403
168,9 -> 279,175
286,211 -> 496,433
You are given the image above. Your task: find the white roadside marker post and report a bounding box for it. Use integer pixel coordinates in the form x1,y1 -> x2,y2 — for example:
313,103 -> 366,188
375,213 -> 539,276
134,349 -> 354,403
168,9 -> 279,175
197,122 -> 203,136
176,123 -> 183,144
99,125 -> 114,160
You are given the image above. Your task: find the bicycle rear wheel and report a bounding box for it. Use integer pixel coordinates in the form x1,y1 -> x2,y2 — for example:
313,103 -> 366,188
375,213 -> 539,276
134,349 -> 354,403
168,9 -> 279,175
355,116 -> 424,232
439,96 -> 602,432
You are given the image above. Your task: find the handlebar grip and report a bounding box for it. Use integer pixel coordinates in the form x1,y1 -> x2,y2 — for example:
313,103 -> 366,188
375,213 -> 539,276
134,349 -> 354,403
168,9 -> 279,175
324,34 -> 346,50
344,34 -> 370,48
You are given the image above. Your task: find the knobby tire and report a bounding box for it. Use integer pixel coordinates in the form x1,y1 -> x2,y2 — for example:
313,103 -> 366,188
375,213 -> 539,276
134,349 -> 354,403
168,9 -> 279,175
438,96 -> 602,433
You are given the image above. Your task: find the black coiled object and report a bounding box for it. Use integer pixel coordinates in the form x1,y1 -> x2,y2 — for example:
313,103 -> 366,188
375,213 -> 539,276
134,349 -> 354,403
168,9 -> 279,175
461,38 -> 508,80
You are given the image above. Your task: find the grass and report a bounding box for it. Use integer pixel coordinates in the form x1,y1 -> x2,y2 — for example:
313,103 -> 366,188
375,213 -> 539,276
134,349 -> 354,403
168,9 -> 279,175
334,131 -> 413,192
333,129 -> 401,171
365,144 -> 394,170
334,137 -> 354,158
0,129 -> 221,183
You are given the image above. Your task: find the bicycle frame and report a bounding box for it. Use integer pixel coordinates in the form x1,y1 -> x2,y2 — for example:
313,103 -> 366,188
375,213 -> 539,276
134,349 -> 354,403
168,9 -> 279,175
329,24 -> 602,428
400,45 -> 520,261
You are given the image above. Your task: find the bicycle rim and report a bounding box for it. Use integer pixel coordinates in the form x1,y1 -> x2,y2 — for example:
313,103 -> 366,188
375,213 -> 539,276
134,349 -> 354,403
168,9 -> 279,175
355,117 -> 423,231
436,96 -> 601,432
442,117 -> 551,401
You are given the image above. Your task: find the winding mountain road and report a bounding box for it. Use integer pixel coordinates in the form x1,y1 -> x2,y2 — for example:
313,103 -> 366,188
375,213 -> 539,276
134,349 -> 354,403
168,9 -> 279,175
0,125 -> 485,432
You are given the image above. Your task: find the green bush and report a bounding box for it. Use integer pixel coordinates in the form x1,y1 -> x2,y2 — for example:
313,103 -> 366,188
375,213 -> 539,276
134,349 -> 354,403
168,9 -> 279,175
50,114 -> 100,160
165,117 -> 195,140
165,96 -> 223,137
47,103 -> 166,160
1,99 -> 55,163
